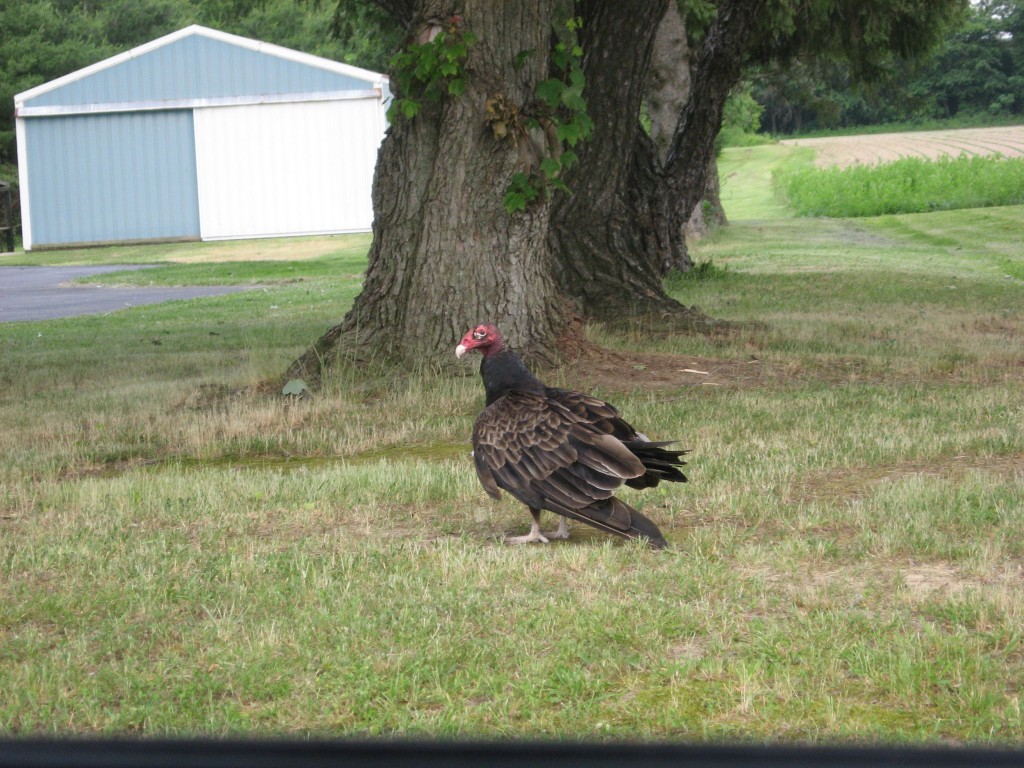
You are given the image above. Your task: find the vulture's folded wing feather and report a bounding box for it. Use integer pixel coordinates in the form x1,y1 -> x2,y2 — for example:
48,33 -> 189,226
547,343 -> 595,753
545,387 -> 639,441
472,391 -> 643,515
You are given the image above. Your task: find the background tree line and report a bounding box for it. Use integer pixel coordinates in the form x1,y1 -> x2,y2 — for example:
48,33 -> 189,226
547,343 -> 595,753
753,0 -> 1024,133
0,0 -> 398,167
3,0 -> 1022,169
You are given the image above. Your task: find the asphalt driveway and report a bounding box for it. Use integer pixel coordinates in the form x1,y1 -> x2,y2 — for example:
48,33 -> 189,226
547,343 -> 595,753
0,265 -> 252,322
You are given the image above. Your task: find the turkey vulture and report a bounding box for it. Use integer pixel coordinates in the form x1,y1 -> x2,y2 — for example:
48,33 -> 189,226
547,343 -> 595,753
456,323 -> 687,549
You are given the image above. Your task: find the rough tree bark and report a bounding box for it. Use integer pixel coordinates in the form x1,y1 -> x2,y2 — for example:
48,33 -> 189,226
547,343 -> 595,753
647,2 -> 727,242
547,0 -> 685,319
289,0 -> 764,379
691,157 -> 728,240
288,1 -> 569,381
647,1 -> 692,160
548,0 -> 763,320
662,0 -> 765,238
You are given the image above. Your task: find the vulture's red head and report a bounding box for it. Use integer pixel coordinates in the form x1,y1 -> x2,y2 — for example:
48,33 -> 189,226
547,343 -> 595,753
456,323 -> 505,358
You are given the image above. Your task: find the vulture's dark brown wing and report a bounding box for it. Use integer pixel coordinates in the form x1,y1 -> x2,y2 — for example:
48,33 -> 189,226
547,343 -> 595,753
472,391 -> 668,543
545,387 -> 688,489
544,387 -> 640,441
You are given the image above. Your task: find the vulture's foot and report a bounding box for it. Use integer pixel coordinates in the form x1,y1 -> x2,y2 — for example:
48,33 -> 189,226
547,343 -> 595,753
506,525 -> 549,544
506,520 -> 552,544
541,517 -> 570,540
506,517 -> 569,544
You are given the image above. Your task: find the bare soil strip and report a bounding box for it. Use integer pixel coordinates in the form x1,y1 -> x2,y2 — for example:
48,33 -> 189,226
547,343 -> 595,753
780,125 -> 1024,168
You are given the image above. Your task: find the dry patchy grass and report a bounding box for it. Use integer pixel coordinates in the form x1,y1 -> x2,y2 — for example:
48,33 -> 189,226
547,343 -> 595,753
1,143 -> 1023,740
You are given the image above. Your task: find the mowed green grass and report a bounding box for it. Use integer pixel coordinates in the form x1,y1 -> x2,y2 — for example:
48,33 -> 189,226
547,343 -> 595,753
1,144 -> 1023,741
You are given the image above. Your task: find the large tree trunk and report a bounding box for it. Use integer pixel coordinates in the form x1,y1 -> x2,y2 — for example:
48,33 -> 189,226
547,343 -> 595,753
647,3 -> 729,244
548,0 -> 761,320
288,1 -> 568,382
288,0 -> 762,380
647,0 -> 691,160
663,0 -> 766,234
692,155 -> 728,239
547,0 -> 687,320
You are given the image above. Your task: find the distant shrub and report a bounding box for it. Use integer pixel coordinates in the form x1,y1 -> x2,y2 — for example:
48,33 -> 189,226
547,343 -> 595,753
717,125 -> 775,149
716,85 -> 773,150
774,154 -> 1024,217
0,163 -> 19,244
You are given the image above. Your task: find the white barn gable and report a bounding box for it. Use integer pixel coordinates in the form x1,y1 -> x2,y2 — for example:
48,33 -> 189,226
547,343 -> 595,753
14,25 -> 389,250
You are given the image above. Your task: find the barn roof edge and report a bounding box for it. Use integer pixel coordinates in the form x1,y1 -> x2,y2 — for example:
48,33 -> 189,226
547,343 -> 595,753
13,24 -> 388,106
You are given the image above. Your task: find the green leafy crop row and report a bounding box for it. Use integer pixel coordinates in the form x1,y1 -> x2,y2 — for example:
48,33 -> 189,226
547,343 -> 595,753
774,154 -> 1024,218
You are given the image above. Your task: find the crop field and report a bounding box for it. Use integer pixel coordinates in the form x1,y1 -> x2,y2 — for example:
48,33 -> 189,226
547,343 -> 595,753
779,125 -> 1024,168
774,154 -> 1024,217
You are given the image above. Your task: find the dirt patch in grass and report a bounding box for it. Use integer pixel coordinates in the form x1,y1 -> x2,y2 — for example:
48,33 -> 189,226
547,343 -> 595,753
745,559 -> 1024,610
788,452 -> 1024,506
551,343 -> 945,395
555,346 -> 767,393
900,563 -> 969,599
551,319 -> 768,394
899,561 -> 1024,605
556,307 -> 1024,393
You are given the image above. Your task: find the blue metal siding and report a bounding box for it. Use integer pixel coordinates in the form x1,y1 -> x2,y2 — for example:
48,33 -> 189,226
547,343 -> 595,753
25,110 -> 200,246
23,35 -> 372,108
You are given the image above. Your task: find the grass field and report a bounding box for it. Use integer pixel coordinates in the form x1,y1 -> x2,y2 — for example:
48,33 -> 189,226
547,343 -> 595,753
775,155 -> 1024,217
1,134 -> 1023,741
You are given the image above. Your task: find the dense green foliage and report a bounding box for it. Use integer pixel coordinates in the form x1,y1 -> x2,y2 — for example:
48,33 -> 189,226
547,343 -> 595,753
717,85 -> 770,148
774,154 -> 1024,217
756,0 -> 1024,133
909,0 -> 1024,120
386,16 -> 475,122
502,17 -> 591,213
0,0 -> 395,165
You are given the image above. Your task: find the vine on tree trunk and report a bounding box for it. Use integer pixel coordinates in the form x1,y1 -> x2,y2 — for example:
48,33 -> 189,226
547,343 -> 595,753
386,14 -> 477,121
485,16 -> 594,213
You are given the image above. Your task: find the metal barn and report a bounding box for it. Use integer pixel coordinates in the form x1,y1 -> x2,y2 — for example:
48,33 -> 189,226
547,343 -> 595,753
14,25 -> 389,251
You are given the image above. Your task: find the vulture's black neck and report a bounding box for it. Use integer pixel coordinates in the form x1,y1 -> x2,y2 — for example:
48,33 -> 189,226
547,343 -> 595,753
480,349 -> 545,406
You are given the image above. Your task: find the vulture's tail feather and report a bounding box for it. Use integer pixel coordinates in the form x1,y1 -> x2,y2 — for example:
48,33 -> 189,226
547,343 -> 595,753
623,440 -> 688,489
560,497 -> 669,550
625,505 -> 669,550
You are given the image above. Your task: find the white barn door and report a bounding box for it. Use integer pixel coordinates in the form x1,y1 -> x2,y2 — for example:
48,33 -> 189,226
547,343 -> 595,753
193,98 -> 382,240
